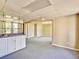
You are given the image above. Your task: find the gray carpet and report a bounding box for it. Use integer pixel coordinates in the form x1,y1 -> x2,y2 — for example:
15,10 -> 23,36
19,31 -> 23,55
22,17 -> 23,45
1,39 -> 79,59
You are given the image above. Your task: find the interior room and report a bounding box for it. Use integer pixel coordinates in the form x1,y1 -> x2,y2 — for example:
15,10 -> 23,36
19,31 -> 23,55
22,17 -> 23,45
0,0 -> 79,59
25,20 -> 53,43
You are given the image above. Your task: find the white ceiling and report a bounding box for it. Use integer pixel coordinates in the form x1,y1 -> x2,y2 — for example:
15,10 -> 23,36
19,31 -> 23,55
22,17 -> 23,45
0,0 -> 79,21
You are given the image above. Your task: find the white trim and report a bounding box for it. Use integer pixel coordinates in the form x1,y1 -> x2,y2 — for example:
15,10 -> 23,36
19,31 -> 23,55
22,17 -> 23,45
52,44 -> 79,51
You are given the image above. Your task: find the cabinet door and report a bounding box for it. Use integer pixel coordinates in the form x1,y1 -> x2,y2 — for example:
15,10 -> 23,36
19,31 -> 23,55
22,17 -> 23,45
16,36 -> 22,50
7,37 -> 16,54
16,36 -> 26,50
21,36 -> 26,48
0,38 -> 7,57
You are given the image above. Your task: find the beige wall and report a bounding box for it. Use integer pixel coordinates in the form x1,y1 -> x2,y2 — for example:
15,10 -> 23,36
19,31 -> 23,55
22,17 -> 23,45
75,15 -> 79,49
37,23 -> 42,37
52,15 -> 76,49
42,24 -> 52,36
27,23 -> 34,38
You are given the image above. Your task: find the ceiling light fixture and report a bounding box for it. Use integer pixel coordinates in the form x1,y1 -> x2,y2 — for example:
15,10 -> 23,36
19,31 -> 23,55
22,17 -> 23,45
41,18 -> 46,21
42,21 -> 52,24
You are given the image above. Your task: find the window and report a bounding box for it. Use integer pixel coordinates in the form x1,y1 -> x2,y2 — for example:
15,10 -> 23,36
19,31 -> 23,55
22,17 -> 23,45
0,21 -> 5,34
18,23 -> 23,33
0,15 -> 24,37
0,21 -> 3,34
5,22 -> 12,34
13,23 -> 18,33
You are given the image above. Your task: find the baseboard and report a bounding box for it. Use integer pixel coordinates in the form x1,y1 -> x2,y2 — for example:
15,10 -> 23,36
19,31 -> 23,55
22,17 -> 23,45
52,44 -> 79,52
28,36 -> 52,38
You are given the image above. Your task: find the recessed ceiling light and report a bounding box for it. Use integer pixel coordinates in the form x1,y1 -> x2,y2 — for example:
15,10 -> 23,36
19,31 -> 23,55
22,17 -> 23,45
42,21 -> 52,24
41,18 -> 46,20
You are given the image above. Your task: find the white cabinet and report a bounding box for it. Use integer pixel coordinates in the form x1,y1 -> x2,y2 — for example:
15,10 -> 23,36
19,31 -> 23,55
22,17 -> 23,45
7,37 -> 16,54
0,35 -> 26,57
0,38 -> 7,57
21,36 -> 26,48
16,36 -> 26,50
16,36 -> 22,50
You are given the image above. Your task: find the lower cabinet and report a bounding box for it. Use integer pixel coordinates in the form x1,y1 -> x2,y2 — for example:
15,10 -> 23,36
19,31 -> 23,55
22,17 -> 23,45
0,35 -> 26,57
7,37 -> 16,54
21,36 -> 26,49
0,38 -> 7,57
16,36 -> 22,50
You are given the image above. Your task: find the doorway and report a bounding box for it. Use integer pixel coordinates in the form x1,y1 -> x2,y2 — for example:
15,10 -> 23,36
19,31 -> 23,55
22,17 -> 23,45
25,20 -> 53,44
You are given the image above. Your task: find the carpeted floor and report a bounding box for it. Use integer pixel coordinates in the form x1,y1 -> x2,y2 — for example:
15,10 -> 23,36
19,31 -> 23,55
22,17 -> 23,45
1,38 -> 79,59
